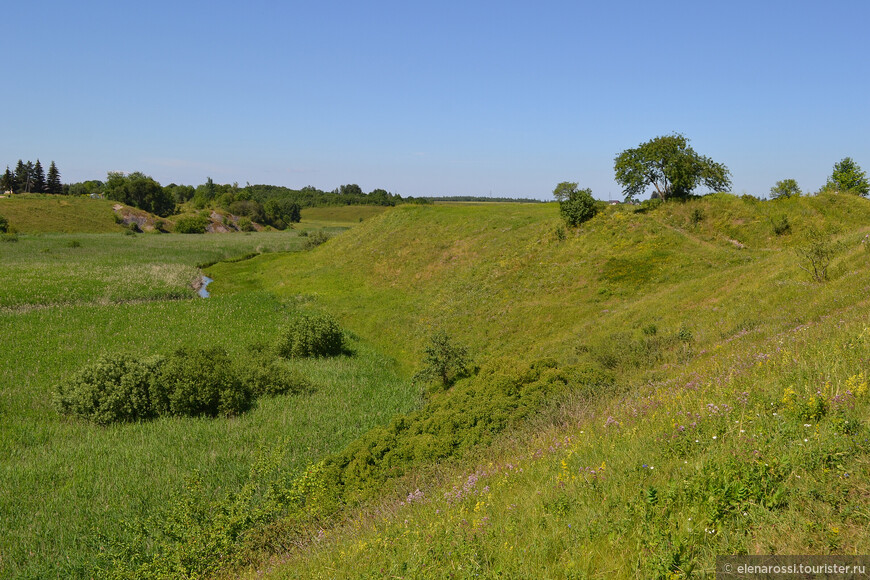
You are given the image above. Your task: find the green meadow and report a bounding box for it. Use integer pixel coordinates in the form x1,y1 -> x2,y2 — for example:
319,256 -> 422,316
2,194 -> 870,578
0,216 -> 415,578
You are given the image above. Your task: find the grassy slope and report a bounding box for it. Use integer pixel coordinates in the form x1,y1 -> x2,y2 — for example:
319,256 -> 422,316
0,195 -> 125,233
208,194 -> 870,577
299,205 -> 390,227
210,194 -> 870,373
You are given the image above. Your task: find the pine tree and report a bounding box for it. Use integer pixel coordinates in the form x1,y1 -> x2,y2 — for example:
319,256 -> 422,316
14,160 -> 28,193
1,166 -> 14,193
47,161 -> 62,194
24,161 -> 34,192
32,159 -> 46,193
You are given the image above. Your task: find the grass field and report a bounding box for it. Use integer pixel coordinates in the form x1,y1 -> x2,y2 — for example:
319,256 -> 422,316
0,229 -> 417,578
299,205 -> 390,228
0,231 -> 306,308
4,193 -> 870,578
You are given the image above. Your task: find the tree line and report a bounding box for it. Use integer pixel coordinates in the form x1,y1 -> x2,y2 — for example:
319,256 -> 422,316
1,159 -> 62,194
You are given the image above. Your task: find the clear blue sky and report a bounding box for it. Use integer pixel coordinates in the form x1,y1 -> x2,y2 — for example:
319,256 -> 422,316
3,0 -> 868,199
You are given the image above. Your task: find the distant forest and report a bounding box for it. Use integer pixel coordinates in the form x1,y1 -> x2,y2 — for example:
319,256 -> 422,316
2,160 -> 541,230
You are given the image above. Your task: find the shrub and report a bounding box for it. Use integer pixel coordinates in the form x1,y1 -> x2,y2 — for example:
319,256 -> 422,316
771,215 -> 791,236
54,354 -> 164,425
275,313 -> 344,358
689,207 -> 704,225
1,232 -> 18,242
237,217 -> 255,232
0,214 -> 8,233
154,347 -> 252,417
795,226 -> 841,282
555,186 -> 598,226
235,343 -> 313,397
325,358 -> 600,502
66,240 -> 82,248
412,330 -> 471,390
174,215 -> 210,234
302,229 -> 330,249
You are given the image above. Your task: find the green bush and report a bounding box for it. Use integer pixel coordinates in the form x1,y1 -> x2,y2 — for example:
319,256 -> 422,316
412,330 -> 471,390
235,343 -> 313,397
323,358 -> 608,502
275,313 -> 344,358
54,345 -> 312,425
54,354 -> 164,425
771,215 -> 791,235
154,347 -> 252,417
302,229 -> 330,249
559,188 -> 598,226
174,215 -> 210,234
237,217 -> 255,232
0,214 -> 8,233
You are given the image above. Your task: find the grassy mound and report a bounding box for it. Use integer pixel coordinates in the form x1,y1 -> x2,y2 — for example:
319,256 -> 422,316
0,195 -> 126,233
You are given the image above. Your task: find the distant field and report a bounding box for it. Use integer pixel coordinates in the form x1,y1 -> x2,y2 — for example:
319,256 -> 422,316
0,195 -> 124,233
299,205 -> 390,227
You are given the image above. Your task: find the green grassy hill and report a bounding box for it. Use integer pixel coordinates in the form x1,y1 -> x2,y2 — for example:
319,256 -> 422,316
210,194 -> 870,373
207,194 -> 870,578
0,195 -> 126,233
4,193 -> 870,578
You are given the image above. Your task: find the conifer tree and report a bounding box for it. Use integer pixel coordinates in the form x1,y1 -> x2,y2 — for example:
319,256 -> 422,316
47,161 -> 62,194
14,160 -> 28,193
32,159 -> 46,193
1,167 -> 14,193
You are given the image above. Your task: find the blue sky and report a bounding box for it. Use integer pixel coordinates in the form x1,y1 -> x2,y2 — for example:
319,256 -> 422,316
3,1 -> 868,199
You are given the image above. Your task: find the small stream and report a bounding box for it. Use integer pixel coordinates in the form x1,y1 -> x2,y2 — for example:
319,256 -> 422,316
198,276 -> 213,298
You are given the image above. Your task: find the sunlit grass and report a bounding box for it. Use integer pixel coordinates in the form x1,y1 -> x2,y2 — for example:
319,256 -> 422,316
263,296 -> 870,579
0,231 -> 305,307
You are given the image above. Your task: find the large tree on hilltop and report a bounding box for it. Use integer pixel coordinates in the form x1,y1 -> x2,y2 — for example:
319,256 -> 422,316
613,134 -> 732,202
